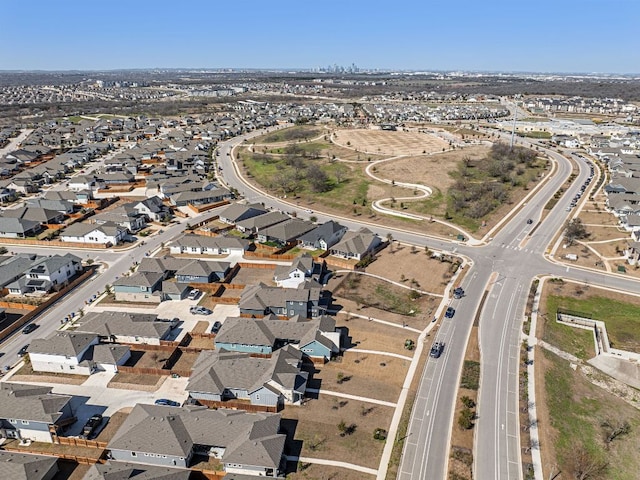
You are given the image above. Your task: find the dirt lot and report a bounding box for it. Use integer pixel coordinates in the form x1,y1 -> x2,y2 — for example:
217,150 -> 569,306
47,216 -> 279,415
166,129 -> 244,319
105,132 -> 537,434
171,350 -> 200,372
335,129 -> 449,156
282,394 -> 392,469
94,409 -> 130,443
229,265 -> 276,286
365,247 -> 457,294
311,353 -> 408,404
285,461 -> 374,479
374,145 -> 489,204
337,315 -> 419,356
125,349 -> 171,369
10,361 -> 87,385
109,373 -> 165,391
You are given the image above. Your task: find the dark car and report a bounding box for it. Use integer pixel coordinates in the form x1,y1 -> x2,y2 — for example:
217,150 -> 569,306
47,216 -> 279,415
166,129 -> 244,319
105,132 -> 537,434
526,219 -> 533,225
453,287 -> 464,299
211,321 -> 222,334
22,323 -> 38,334
17,345 -> 29,357
155,399 -> 180,407
430,341 -> 444,358
445,307 -> 455,318
82,414 -> 103,439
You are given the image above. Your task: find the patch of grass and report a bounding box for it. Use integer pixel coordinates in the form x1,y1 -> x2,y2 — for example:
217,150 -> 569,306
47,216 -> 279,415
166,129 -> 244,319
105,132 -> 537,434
385,391 -> 416,480
460,361 -> 480,390
255,125 -> 321,143
521,131 -> 552,139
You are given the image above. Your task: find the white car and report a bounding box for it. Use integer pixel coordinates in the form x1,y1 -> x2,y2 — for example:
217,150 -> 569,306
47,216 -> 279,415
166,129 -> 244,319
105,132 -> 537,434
188,289 -> 200,300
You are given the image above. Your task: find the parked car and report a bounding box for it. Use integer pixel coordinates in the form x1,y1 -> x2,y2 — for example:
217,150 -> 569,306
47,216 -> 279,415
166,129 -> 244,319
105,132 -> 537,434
188,289 -> 201,300
190,306 -> 212,316
430,341 -> 444,358
17,345 -> 29,357
155,399 -> 180,407
22,323 -> 38,334
82,414 -> 103,439
445,307 -> 455,318
211,321 -> 222,334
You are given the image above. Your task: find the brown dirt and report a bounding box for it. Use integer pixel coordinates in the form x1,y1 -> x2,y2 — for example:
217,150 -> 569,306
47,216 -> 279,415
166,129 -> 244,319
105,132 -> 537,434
337,316 -> 419,356
314,353 -> 408,404
337,129 -> 449,156
109,373 -> 165,390
282,394 -> 392,469
285,461 -> 374,479
185,336 -> 214,350
171,351 -> 200,372
94,409 -> 130,443
229,265 -> 276,286
11,362 -> 86,384
191,320 -> 209,334
126,349 -> 170,369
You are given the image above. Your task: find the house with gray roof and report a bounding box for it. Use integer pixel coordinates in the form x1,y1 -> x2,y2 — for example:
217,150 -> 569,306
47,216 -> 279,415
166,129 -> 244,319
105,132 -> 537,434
330,227 -> 382,261
138,256 -> 230,284
92,205 -> 146,233
84,461 -> 190,480
113,271 -> 164,304
256,218 -> 315,246
0,253 -> 49,289
219,202 -> 268,225
0,216 -> 42,238
27,197 -> 75,214
187,346 -> 307,408
169,234 -> 250,256
107,404 -> 285,477
239,281 -> 326,318
297,220 -> 348,250
0,451 -> 59,480
2,206 -> 65,224
235,211 -> 289,235
60,222 -> 128,246
131,196 -> 171,222
7,253 -> 82,296
77,311 -> 172,345
214,315 -> 340,361
0,383 -> 75,443
273,254 -> 326,288
169,188 -> 232,207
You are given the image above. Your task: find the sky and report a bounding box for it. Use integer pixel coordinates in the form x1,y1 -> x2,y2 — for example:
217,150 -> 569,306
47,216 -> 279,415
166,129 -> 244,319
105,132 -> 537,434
1,0 -> 638,74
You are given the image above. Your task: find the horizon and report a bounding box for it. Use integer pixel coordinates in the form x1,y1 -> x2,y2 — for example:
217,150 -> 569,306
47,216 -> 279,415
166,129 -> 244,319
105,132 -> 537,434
2,0 -> 637,74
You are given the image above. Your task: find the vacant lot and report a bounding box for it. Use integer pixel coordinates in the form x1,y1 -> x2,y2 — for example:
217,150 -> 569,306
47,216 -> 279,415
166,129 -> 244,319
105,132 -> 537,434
539,280 -> 640,358
312,353 -> 407,404
539,349 -> 640,480
254,125 -> 323,144
230,265 -> 276,286
125,349 -> 171,369
336,129 -> 448,156
11,361 -> 86,385
282,394 -> 392,469
94,409 -> 130,443
109,372 -> 165,390
337,315 -> 418,356
285,461 -> 374,479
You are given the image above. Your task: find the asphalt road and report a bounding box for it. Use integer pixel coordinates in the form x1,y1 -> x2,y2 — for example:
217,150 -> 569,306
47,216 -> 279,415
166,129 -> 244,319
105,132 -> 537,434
216,128 -> 640,479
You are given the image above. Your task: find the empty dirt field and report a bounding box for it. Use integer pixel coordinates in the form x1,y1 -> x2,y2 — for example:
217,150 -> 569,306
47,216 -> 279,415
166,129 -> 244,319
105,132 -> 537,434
334,129 -> 449,156
312,353 -> 408,403
282,394 -> 392,470
337,316 -> 419,356
230,265 -> 276,286
285,462 -> 374,480
374,145 -> 489,196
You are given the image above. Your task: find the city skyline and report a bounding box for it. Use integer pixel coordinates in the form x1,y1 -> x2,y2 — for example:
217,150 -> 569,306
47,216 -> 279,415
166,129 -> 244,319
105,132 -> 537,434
1,0 -> 638,74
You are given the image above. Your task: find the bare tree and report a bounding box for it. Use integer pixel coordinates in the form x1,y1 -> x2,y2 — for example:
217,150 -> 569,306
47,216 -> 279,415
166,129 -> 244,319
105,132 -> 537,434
566,445 -> 608,480
564,218 -> 589,246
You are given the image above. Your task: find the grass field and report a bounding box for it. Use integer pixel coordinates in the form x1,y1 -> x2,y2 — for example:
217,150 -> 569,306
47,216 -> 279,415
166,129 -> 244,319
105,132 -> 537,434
541,349 -> 640,480
253,125 -> 322,143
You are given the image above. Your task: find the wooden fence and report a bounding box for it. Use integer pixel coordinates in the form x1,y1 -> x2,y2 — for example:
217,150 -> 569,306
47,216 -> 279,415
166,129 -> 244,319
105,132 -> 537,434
237,262 -> 276,270
0,237 -> 109,248
187,200 -> 230,214
57,436 -> 107,449
196,398 -> 279,413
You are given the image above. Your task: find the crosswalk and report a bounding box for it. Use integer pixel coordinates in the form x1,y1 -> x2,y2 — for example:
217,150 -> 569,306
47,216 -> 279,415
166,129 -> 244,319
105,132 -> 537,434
499,244 -> 535,252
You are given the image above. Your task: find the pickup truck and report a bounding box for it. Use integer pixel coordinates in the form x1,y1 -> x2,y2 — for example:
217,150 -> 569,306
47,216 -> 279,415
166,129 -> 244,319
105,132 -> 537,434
82,414 -> 103,439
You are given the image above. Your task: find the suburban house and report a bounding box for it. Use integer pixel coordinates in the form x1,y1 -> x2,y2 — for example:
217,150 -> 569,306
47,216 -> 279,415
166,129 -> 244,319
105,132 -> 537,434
273,254 -> 326,288
2,206 -> 65,225
297,220 -> 348,250
0,451 -> 59,480
137,256 -> 231,284
7,253 -> 82,296
214,314 -> 340,362
131,196 -> 171,222
235,211 -> 289,235
112,271 -> 164,304
0,217 -> 42,238
27,197 -> 75,215
77,311 -> 173,345
187,346 -> 308,408
0,383 -> 75,443
59,222 -> 128,246
330,227 -> 382,261
85,461 -> 190,480
219,202 -> 268,225
68,175 -> 103,192
256,218 -> 315,246
169,188 -> 232,207
169,234 -> 250,256
240,281 -> 326,318
107,404 -> 285,477
43,189 -> 93,206
29,331 -> 131,375
92,205 -> 146,233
